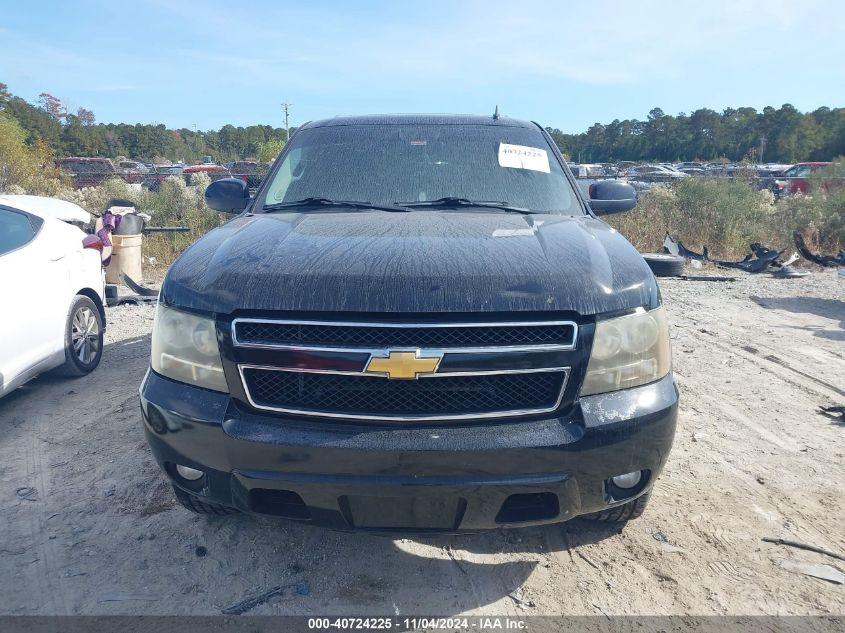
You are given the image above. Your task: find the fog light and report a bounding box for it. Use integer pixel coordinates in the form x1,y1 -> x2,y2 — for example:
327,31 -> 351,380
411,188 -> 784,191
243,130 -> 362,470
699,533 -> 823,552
611,471 -> 643,489
176,464 -> 204,481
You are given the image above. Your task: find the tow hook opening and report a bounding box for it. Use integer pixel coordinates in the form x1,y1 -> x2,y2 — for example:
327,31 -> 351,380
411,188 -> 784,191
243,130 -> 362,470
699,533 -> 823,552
495,492 -> 560,524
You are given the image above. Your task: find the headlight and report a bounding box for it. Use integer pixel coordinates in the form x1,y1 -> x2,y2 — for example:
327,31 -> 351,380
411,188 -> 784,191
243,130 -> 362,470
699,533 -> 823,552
580,306 -> 671,396
151,304 -> 229,392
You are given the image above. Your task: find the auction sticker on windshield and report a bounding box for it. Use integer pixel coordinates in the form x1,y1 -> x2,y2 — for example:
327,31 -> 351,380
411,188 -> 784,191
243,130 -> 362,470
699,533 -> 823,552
497,143 -> 550,173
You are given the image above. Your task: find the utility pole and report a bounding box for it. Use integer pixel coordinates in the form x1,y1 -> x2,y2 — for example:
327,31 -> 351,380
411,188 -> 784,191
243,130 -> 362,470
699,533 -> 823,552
282,102 -> 292,141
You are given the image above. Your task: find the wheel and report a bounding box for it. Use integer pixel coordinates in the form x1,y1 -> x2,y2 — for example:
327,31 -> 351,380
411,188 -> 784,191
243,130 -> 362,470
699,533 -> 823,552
53,295 -> 104,377
642,253 -> 685,277
581,491 -> 652,523
172,485 -> 237,516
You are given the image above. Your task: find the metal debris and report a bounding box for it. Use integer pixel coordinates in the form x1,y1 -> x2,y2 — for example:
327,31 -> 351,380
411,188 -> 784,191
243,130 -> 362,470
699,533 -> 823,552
763,537 -> 845,563
221,582 -> 299,615
779,560 -> 845,585
794,232 -> 845,267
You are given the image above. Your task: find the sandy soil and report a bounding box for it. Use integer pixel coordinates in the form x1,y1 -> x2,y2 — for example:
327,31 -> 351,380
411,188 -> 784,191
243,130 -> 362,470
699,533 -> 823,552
1,270 -> 843,616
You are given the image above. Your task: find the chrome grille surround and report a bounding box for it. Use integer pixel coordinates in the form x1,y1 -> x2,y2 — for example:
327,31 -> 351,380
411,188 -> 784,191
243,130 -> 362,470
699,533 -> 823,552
232,319 -> 577,422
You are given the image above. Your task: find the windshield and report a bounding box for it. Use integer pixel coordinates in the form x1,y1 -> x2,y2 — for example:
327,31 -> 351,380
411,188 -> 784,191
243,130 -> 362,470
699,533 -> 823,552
259,123 -> 581,214
784,165 -> 812,177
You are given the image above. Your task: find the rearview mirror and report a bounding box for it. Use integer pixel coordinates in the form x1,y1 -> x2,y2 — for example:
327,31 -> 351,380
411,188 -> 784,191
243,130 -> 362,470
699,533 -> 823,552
589,180 -> 637,215
205,178 -> 250,213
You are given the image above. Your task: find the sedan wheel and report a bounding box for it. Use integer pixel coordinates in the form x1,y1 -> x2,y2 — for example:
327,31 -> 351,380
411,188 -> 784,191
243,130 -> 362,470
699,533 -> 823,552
54,295 -> 104,377
72,306 -> 100,365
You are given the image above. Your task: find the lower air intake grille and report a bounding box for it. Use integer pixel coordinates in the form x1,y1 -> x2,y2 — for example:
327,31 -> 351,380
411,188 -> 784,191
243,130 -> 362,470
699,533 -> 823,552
241,368 -> 567,421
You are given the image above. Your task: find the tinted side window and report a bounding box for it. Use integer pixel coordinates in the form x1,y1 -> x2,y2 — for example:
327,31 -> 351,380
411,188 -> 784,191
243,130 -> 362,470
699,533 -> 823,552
0,208 -> 41,255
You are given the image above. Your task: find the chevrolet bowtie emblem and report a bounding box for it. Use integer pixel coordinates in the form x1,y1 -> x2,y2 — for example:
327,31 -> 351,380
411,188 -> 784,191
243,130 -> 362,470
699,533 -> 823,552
365,350 -> 442,379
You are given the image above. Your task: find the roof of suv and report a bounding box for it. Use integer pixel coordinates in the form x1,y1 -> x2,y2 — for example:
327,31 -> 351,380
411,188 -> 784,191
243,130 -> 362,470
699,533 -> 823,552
302,114 -> 538,129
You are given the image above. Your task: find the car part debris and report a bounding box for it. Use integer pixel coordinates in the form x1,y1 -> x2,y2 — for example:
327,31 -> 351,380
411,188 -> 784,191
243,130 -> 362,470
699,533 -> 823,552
711,244 -> 781,273
771,265 -> 811,278
142,226 -> 191,234
677,275 -> 737,282
120,273 -> 158,297
665,233 -> 812,276
642,253 -> 685,277
819,405 -> 845,422
779,560 -> 845,584
104,274 -> 160,307
663,233 -> 708,260
794,231 -> 845,267
763,537 -> 845,562
221,581 -> 308,615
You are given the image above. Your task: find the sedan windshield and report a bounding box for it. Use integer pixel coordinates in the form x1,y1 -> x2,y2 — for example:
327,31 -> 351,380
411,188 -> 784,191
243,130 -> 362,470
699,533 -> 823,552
260,123 -> 582,215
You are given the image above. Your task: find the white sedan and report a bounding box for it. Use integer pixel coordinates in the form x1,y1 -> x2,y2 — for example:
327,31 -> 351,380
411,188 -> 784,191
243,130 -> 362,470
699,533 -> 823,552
0,195 -> 106,398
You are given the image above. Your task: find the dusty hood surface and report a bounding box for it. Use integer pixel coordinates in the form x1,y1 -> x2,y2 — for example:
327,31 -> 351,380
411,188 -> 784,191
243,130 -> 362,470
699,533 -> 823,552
161,211 -> 658,316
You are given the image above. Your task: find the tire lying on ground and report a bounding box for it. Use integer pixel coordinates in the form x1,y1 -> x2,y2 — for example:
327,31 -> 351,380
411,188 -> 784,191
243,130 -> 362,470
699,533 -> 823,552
641,253 -> 685,277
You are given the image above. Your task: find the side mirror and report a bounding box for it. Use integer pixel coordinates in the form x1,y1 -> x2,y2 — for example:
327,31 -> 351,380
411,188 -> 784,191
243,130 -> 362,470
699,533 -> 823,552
205,178 -> 250,213
589,180 -> 637,215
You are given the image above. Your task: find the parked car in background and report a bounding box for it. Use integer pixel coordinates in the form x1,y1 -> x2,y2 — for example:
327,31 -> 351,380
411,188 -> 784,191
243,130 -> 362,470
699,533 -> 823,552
622,164 -> 689,182
183,163 -> 231,185
568,163 -> 606,178
0,196 -> 106,398
772,162 -> 833,197
144,164 -> 185,191
56,157 -> 118,188
116,160 -> 150,185
226,160 -> 263,188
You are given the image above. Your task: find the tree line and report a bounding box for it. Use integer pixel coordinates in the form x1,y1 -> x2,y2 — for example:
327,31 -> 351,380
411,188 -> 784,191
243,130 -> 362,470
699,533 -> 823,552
0,85 -> 289,164
546,106 -> 845,164
1,84 -> 843,165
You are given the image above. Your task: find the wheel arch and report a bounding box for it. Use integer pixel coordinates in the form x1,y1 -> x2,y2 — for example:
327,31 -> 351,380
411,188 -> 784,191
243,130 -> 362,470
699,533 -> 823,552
75,288 -> 106,331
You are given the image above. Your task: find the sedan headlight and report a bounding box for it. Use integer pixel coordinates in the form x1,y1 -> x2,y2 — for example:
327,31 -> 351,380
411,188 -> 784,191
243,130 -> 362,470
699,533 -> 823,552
151,304 -> 229,392
580,306 -> 671,396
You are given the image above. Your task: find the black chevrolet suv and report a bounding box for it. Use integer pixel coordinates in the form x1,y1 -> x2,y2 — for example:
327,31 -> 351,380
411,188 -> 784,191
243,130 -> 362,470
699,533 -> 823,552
140,114 -> 677,531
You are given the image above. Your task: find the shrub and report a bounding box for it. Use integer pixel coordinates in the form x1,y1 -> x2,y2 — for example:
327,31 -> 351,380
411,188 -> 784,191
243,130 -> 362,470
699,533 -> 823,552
0,114 -> 67,194
257,139 -> 285,163
608,178 -> 780,259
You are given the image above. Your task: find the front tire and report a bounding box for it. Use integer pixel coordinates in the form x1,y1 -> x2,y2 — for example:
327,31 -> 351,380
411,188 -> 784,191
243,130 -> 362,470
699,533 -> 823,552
53,295 -> 104,377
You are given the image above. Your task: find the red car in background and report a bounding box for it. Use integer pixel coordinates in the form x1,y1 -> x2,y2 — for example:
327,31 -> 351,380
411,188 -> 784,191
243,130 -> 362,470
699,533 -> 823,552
182,163 -> 231,185
773,162 -> 832,197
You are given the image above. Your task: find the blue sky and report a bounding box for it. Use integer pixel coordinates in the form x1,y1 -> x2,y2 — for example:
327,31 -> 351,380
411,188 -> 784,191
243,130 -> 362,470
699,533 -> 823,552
1,0 -> 843,133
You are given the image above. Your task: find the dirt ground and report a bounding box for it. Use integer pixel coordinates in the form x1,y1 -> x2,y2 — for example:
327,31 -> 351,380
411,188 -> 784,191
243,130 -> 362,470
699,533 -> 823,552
1,270 -> 843,617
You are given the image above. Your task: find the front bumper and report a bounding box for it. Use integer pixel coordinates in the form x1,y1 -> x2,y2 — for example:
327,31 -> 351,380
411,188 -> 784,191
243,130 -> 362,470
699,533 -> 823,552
140,370 -> 678,532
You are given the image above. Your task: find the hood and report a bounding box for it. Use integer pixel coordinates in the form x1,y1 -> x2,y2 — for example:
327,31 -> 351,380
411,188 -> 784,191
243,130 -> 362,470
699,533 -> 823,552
0,195 -> 91,224
161,211 -> 658,316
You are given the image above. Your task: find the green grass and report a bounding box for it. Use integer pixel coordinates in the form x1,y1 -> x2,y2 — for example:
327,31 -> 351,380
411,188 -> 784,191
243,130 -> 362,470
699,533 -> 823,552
607,177 -> 842,259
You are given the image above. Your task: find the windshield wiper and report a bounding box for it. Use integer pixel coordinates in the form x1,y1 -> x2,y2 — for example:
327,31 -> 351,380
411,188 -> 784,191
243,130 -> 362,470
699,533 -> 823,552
263,197 -> 410,213
395,197 -> 534,214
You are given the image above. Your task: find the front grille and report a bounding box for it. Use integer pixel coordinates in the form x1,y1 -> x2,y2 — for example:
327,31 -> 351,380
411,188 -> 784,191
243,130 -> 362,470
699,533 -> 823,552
234,320 -> 575,349
241,368 -> 567,420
